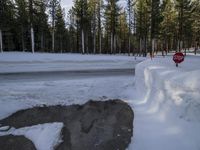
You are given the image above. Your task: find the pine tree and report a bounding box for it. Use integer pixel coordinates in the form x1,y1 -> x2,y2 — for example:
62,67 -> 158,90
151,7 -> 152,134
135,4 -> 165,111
191,0 -> 200,54
126,0 -> 135,56
55,4 -> 66,53
151,0 -> 161,55
35,0 -> 50,52
0,0 -> 15,52
97,0 -> 103,54
175,0 -> 192,51
73,0 -> 89,54
135,0 -> 151,56
160,0 -> 177,53
49,0 -> 60,52
15,0 -> 29,52
118,10 -> 128,53
104,0 -> 121,54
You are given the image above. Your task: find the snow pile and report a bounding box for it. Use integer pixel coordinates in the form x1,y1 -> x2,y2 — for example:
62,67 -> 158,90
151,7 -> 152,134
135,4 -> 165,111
0,52 -> 144,73
0,122 -> 63,150
0,52 -> 142,62
135,56 -> 200,121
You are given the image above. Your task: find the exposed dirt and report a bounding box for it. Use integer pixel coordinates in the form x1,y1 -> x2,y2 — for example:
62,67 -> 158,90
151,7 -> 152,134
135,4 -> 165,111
0,135 -> 36,150
0,100 -> 134,150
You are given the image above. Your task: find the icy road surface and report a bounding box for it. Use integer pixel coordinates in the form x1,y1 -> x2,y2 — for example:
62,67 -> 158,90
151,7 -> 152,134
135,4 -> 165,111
0,68 -> 134,83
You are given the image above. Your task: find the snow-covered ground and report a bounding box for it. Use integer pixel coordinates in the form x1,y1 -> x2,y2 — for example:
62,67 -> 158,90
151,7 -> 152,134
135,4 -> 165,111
0,52 -> 200,150
128,55 -> 200,150
0,52 -> 143,73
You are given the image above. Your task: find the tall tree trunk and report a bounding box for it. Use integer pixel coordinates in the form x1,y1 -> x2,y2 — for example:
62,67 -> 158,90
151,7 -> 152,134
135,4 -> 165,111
21,27 -> 25,52
41,32 -> 44,51
152,38 -> 155,56
128,0 -> 131,56
52,1 -> 55,53
128,35 -> 131,56
97,0 -> 102,54
30,24 -> 35,53
93,31 -> 96,54
81,29 -> 85,54
29,0 -> 34,53
52,30 -> 55,52
111,33 -> 113,54
114,34 -> 116,54
139,38 -> 142,56
0,29 -> 3,53
60,35 -> 63,53
99,33 -> 101,54
77,29 -> 79,53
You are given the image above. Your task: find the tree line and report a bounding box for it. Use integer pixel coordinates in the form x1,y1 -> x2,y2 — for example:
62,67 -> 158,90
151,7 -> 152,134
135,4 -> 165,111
0,0 -> 200,55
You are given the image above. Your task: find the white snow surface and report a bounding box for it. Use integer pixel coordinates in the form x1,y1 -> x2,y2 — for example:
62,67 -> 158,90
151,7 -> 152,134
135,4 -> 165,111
1,52 -> 200,150
0,52 -> 143,73
0,123 -> 64,150
127,55 -> 200,150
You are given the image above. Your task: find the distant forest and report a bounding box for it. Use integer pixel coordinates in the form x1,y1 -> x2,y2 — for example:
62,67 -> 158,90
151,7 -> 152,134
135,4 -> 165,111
0,0 -> 200,55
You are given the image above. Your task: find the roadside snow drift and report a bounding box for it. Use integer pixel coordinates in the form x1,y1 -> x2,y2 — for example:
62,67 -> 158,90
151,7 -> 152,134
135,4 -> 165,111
128,55 -> 200,150
0,52 -> 144,73
135,56 -> 200,121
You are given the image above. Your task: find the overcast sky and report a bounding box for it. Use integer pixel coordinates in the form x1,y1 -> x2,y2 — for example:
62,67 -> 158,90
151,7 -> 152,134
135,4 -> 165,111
61,0 -> 126,15
61,0 -> 74,14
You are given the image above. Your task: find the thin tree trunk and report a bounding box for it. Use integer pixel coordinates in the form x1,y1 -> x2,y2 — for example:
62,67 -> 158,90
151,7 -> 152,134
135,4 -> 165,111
128,35 -> 131,56
52,30 -> 55,52
31,24 -> 35,53
51,1 -> 55,53
93,31 -> 96,54
81,29 -> 85,54
114,34 -> 116,54
99,33 -> 101,54
21,27 -> 25,52
60,35 -> 63,53
111,33 -> 113,54
41,32 -> 44,51
139,38 -> 142,56
0,29 -> 3,53
128,0 -> 131,56
98,0 -> 102,54
152,38 -> 155,56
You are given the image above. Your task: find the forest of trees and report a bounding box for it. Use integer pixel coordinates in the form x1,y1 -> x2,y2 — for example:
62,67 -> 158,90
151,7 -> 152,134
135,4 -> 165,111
0,0 -> 200,55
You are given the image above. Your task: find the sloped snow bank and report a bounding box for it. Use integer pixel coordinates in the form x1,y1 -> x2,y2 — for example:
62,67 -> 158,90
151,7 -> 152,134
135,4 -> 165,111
135,56 -> 200,121
0,122 -> 63,150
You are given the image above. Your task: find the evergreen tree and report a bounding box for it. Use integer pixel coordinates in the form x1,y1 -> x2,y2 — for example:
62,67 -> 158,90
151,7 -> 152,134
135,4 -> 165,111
104,0 -> 121,54
35,0 -> 50,52
175,0 -> 192,51
151,0 -> 161,55
49,0 -> 60,52
135,0 -> 151,56
55,4 -> 66,53
0,0 -> 15,52
15,0 -> 29,51
191,0 -> 200,54
160,0 -> 177,53
73,0 -> 89,54
118,10 -> 128,53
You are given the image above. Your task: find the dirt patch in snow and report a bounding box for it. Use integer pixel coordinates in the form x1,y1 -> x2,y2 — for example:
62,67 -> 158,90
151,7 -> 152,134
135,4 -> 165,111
0,100 -> 134,150
0,135 -> 36,150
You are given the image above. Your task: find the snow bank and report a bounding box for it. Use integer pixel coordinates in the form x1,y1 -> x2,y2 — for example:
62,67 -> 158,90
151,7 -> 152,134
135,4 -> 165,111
135,56 -> 200,121
0,122 -> 63,150
0,52 -> 143,62
0,52 -> 145,73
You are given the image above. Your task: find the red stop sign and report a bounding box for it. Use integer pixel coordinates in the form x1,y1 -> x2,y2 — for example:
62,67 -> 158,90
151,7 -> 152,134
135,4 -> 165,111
173,52 -> 184,64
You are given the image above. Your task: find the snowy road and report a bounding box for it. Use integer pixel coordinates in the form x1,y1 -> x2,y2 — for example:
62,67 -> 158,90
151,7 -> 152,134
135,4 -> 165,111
0,68 -> 134,83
